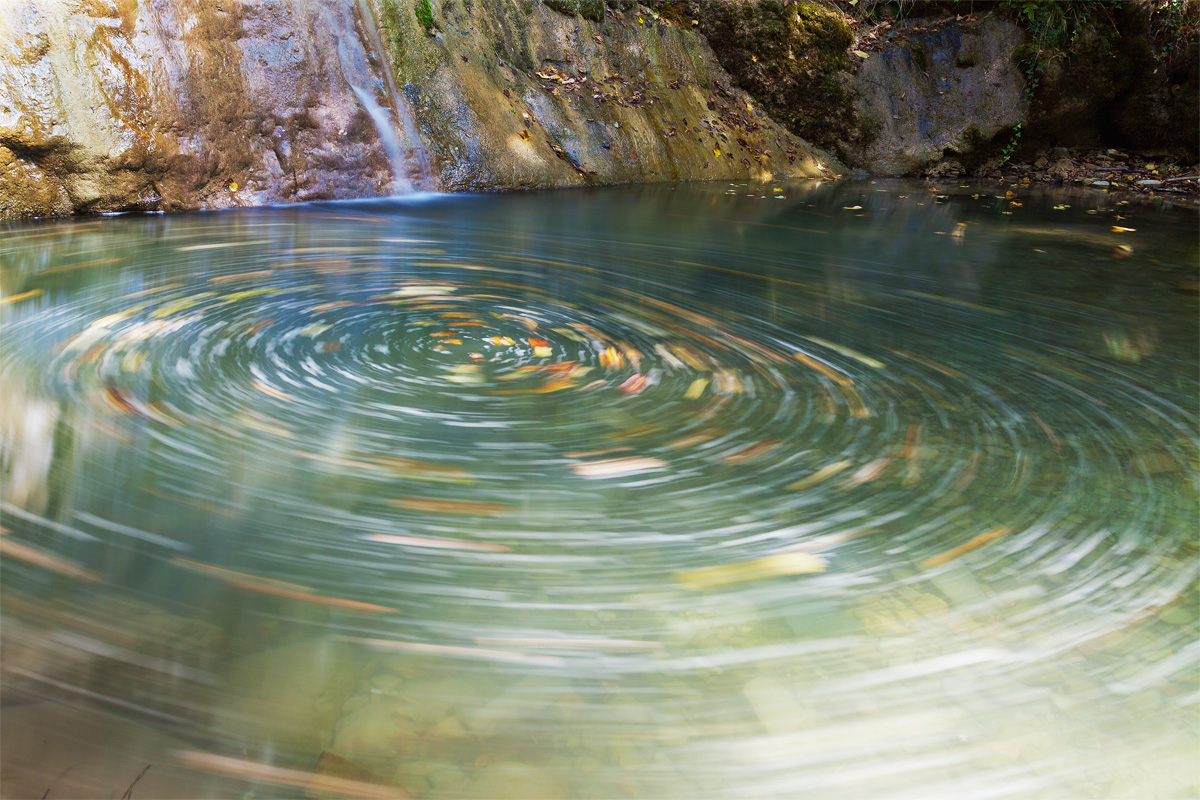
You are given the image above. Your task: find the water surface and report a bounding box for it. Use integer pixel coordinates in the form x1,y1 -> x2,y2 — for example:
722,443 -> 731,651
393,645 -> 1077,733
2,181 -> 1197,799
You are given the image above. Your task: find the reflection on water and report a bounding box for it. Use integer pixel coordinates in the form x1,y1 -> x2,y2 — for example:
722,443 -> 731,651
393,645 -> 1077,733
1,182 -> 1197,800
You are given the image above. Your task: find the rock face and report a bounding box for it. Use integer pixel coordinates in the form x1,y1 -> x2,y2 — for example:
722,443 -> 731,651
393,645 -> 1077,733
0,0 -> 839,219
846,14 -> 1025,175
687,4 -> 1026,177
676,0 -> 872,171
371,0 -> 838,191
0,0 -> 427,219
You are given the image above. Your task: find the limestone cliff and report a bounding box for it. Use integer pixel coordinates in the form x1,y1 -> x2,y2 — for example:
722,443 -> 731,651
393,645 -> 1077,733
0,0 -> 430,219
369,0 -> 837,191
0,0 -> 840,219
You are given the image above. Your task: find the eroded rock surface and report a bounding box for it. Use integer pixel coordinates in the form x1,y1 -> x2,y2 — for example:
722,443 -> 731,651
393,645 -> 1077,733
371,0 -> 839,191
846,14 -> 1025,176
0,0 -> 423,219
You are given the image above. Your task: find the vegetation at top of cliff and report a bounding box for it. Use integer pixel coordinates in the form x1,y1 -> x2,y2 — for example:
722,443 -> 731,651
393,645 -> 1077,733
995,0 -> 1199,159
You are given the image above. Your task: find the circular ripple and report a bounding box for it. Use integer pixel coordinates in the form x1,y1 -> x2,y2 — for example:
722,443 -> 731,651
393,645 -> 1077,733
1,191 -> 1196,800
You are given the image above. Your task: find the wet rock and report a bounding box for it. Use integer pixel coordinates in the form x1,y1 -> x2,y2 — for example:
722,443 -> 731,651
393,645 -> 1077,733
0,0 -> 419,219
216,637 -> 359,758
742,674 -> 809,734
329,697 -> 406,767
467,760 -> 566,799
0,702 -> 237,799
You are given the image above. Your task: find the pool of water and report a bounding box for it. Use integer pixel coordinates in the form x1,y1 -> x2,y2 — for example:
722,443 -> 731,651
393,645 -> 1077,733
1,181 -> 1197,800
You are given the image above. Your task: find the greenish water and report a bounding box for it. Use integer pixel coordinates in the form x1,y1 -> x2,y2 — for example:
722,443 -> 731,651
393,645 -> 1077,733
1,181 -> 1197,799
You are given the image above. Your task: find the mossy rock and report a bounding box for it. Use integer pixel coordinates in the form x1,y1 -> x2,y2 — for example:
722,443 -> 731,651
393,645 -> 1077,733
660,0 -> 870,159
1013,0 -> 1199,158
543,0 -> 604,22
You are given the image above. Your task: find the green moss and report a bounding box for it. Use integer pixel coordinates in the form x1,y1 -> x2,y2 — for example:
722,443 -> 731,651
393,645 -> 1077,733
543,0 -> 604,21
580,0 -> 603,21
908,42 -> 927,72
415,0 -> 434,32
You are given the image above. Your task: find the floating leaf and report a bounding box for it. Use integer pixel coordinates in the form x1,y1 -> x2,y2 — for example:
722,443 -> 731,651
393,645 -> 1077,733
712,369 -> 744,394
722,439 -> 780,464
298,323 -> 331,337
485,336 -> 516,346
0,535 -> 100,582
389,285 -> 456,297
533,346 -> 554,358
364,533 -> 509,552
843,457 -> 893,487
252,380 -> 294,401
0,288 -> 43,305
311,300 -> 354,312
391,497 -> 508,516
675,552 -> 827,589
618,373 -> 648,395
243,318 -> 275,336
599,346 -> 625,369
153,294 -> 213,318
446,364 -> 483,383
803,336 -> 885,368
571,457 -> 666,477
174,751 -> 408,799
666,428 -> 720,449
920,526 -> 1013,569
683,377 -> 709,399
221,288 -> 280,302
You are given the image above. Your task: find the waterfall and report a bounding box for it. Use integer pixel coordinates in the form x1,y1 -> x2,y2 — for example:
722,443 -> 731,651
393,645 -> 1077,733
331,0 -> 431,194
347,79 -> 412,194
354,0 -> 433,184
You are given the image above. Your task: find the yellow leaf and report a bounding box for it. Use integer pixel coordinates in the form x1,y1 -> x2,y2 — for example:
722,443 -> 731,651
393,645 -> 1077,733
0,288 -> 43,305
675,553 -> 827,589
1112,225 -> 1135,232
152,294 -> 213,318
485,336 -> 516,346
713,148 -> 721,157
684,378 -> 709,399
853,49 -> 869,59
228,181 -> 238,191
533,345 -> 553,358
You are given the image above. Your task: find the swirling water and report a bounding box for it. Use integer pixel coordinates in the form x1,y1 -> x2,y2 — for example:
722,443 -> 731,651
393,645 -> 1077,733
1,182 -> 1196,800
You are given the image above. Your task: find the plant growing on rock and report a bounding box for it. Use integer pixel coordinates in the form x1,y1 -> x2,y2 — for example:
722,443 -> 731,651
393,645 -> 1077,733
416,0 -> 435,33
